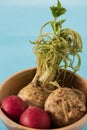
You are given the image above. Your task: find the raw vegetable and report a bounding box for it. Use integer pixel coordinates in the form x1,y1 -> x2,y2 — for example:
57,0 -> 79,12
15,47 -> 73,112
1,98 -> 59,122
20,106 -> 51,129
1,95 -> 27,121
18,83 -> 49,108
18,0 -> 83,108
45,87 -> 86,127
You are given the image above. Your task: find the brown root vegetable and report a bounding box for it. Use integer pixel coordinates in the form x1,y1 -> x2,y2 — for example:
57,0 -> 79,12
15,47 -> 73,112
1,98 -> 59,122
18,83 -> 50,108
44,87 -> 86,127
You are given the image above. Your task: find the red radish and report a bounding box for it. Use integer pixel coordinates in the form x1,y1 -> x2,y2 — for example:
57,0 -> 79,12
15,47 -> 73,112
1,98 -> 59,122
1,95 -> 27,121
20,106 -> 51,129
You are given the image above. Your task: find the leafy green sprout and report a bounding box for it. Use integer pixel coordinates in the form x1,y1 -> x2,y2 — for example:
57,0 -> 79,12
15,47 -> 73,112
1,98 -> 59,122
30,0 -> 83,89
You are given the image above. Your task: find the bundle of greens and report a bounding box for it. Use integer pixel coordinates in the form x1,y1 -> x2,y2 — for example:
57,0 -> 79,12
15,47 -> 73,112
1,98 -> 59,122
18,0 -> 83,108
31,0 -> 82,88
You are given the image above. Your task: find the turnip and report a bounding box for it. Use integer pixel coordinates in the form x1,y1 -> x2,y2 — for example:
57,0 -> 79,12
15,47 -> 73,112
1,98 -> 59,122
45,87 -> 86,127
20,106 -> 51,129
18,0 -> 83,109
1,95 -> 27,121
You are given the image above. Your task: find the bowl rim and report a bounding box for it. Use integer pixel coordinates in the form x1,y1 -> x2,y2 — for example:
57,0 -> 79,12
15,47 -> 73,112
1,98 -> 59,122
0,67 -> 36,87
0,68 -> 87,130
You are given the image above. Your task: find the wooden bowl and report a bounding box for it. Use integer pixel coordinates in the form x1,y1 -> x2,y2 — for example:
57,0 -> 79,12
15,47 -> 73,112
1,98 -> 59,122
0,68 -> 87,130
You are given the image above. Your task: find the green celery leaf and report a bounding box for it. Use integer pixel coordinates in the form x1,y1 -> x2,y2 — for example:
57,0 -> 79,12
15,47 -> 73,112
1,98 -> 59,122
50,0 -> 66,18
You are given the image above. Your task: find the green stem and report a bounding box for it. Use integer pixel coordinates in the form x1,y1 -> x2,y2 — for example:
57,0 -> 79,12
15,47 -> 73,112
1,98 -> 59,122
39,67 -> 56,87
40,21 -> 51,35
38,56 -> 62,87
54,17 -> 57,35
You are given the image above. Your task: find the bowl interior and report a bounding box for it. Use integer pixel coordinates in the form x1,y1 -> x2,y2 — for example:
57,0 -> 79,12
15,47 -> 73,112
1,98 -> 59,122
0,68 -> 36,102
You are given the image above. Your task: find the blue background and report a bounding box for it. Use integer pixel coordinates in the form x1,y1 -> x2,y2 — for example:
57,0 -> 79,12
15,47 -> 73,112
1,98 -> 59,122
0,0 -> 87,129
